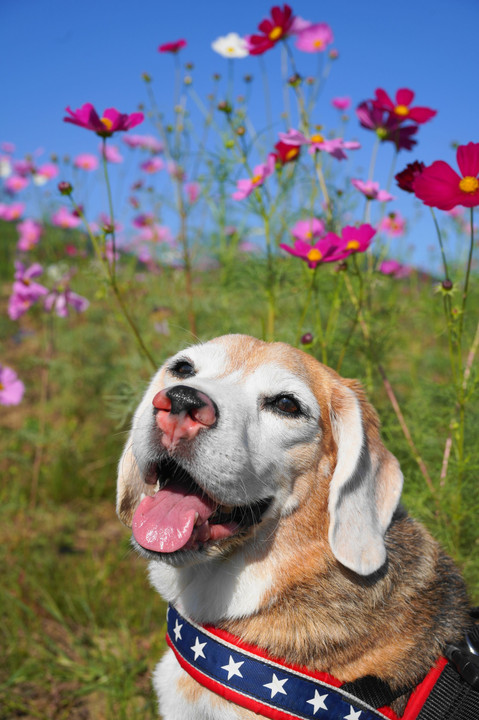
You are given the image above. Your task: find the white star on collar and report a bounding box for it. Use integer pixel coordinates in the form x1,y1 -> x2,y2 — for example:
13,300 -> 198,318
221,655 -> 244,680
190,636 -> 207,660
263,673 -> 288,698
306,690 -> 328,713
344,707 -> 362,720
173,619 -> 183,641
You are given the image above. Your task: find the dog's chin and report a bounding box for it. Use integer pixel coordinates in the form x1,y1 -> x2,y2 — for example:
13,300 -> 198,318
130,454 -> 274,565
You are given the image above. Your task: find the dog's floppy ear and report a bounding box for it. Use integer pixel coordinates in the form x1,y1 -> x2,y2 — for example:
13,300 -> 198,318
328,379 -> 403,576
117,440 -> 146,527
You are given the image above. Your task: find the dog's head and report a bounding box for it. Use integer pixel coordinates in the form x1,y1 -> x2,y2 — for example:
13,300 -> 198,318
117,335 -> 403,576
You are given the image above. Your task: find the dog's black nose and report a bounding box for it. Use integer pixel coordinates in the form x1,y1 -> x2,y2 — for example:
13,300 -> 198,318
166,385 -> 207,415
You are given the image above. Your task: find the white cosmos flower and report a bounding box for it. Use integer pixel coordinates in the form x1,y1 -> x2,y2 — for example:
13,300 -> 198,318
211,32 -> 249,59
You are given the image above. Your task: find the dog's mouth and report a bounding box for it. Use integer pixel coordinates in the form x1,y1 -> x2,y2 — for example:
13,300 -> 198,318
131,457 -> 272,555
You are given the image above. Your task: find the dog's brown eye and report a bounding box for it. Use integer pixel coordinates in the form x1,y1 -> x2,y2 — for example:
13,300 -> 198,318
170,360 -> 195,378
271,395 -> 301,416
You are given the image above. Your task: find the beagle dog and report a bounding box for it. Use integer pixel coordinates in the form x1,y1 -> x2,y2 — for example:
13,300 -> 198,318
117,334 -> 470,719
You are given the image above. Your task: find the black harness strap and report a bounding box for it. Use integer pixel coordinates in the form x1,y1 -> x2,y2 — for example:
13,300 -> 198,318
417,661 -> 479,719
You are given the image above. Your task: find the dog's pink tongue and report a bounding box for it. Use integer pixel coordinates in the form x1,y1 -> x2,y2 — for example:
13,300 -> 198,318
132,483 -> 217,553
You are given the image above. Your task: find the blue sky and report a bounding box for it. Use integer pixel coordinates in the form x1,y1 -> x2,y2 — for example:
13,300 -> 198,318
1,0 -> 478,270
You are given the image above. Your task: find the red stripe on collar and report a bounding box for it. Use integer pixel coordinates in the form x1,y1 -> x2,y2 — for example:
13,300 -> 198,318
401,656 -> 448,719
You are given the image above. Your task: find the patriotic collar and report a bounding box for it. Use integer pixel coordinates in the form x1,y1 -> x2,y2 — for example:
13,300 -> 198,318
165,603 -> 448,720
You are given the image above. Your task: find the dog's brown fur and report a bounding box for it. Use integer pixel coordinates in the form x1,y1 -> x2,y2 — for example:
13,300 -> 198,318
118,335 -> 472,717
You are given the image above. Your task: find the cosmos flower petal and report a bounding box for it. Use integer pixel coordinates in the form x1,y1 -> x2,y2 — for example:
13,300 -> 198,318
456,142 -> 479,179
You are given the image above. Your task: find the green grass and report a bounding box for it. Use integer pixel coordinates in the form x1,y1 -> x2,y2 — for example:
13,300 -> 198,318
1,223 -> 478,718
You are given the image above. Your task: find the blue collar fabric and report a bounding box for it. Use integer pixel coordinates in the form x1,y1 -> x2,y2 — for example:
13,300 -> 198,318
166,603 -> 397,720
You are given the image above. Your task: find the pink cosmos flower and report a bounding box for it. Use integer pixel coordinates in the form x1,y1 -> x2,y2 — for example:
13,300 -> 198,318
373,88 -> 436,125
274,139 -> 301,164
291,218 -> 325,242
5,175 -> 29,193
379,212 -> 406,237
64,103 -> 144,137
332,96 -> 352,111
279,129 -> 360,160
356,100 -> 418,151
379,259 -> 412,279
122,134 -> 164,153
13,159 -> 35,176
322,224 -> 376,262
0,202 -> 25,221
412,142 -> 479,211
246,4 -> 295,55
137,224 -> 174,244
74,153 -> 99,171
351,179 -> 394,202
232,153 -> 276,200
44,278 -> 89,317
100,143 -> 123,164
8,261 -> 48,319
295,22 -> 333,53
158,39 -> 187,53
0,365 -> 25,406
51,207 -> 82,229
140,156 -> 164,173
279,235 -> 342,269
1,142 -> 15,154
17,219 -> 42,251
185,182 -> 200,204
132,213 -> 155,228
33,163 -> 59,185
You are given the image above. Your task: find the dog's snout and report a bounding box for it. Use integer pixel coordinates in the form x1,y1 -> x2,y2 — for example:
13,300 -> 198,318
152,386 -> 217,450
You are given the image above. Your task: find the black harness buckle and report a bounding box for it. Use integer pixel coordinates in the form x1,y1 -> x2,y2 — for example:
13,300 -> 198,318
445,643 -> 479,690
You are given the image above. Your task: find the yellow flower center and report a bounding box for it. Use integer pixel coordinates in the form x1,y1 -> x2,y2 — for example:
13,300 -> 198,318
346,240 -> 360,251
0,382 -> 3,391
310,134 -> 324,144
307,248 -> 322,262
305,231 -> 313,239
313,39 -> 324,48
459,175 -> 479,194
394,104 -> 409,117
227,47 -> 234,53
269,26 -> 283,41
101,117 -> 113,130
285,147 -> 299,161
251,174 -> 262,185
23,278 -> 31,286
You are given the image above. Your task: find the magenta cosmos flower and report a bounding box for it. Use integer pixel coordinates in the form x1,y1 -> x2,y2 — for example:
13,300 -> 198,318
356,100 -> 418,151
246,4 -> 295,55
332,96 -> 352,111
373,88 -> 436,125
51,207 -> 82,229
295,22 -> 333,53
123,134 -> 164,153
413,142 -> 479,211
279,235 -> 342,268
232,154 -> 276,200
140,156 -> 164,173
158,39 -> 187,53
322,224 -> 376,262
351,179 -> 394,202
379,259 -> 412,279
5,175 -> 29,193
0,365 -> 25,406
44,281 -> 89,318
64,103 -> 144,137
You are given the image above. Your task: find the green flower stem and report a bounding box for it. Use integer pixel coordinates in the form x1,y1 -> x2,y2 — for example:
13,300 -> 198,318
430,207 -> 457,383
311,268 -> 327,364
101,139 -> 117,278
324,272 -> 344,347
458,208 -> 475,345
263,212 -> 276,341
295,267 -> 316,346
281,43 -> 291,128
368,136 -> 380,182
314,156 -> 331,220
69,197 -> 157,372
259,55 -> 274,142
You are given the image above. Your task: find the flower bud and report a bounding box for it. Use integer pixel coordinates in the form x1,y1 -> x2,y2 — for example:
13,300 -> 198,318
442,279 -> 453,291
236,126 -> 246,136
58,181 -> 73,196
184,75 -> 193,85
300,333 -> 313,345
288,73 -> 302,87
185,62 -> 194,70
243,74 -> 253,83
218,101 -> 232,114
142,72 -> 152,83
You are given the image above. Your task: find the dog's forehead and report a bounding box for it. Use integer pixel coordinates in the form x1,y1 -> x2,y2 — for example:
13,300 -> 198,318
173,335 -> 334,402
